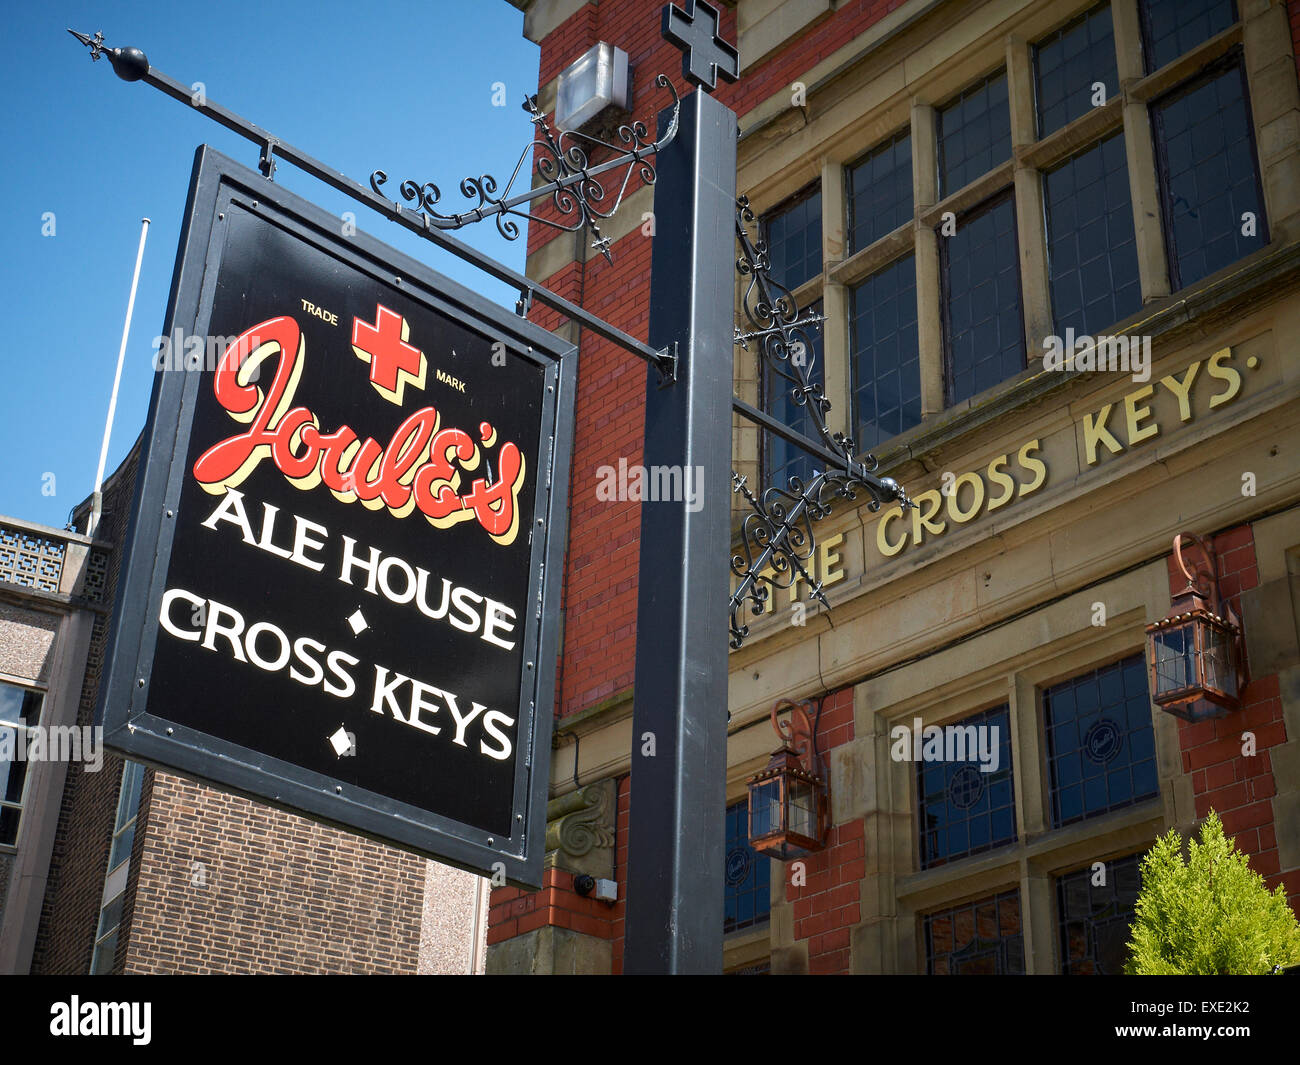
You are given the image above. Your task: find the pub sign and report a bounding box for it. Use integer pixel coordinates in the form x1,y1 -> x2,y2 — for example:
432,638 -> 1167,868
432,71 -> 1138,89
97,147 -> 575,887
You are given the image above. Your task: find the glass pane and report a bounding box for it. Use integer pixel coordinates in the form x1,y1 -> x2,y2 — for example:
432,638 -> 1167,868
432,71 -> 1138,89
916,705 -> 1016,869
938,70 -> 1012,196
0,685 -> 41,727
109,821 -> 136,872
763,186 -> 823,292
1057,853 -> 1144,974
1045,132 -> 1142,337
1153,626 -> 1192,693
1034,4 -> 1119,137
1140,0 -> 1236,74
851,255 -> 921,451
788,778 -> 815,838
847,130 -> 913,252
114,760 -> 146,830
90,929 -> 119,975
0,746 -> 27,806
943,194 -> 1024,405
1154,60 -> 1265,289
925,889 -> 1025,974
0,803 -> 21,846
724,801 -> 771,933
1044,655 -> 1159,828
98,894 -> 124,936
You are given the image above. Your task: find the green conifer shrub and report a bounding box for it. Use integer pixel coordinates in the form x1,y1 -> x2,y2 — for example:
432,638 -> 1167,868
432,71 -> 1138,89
1126,810 -> 1300,974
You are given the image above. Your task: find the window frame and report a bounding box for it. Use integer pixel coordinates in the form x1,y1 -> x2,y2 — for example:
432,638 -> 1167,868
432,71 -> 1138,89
0,680 -> 45,850
1149,46 -> 1269,292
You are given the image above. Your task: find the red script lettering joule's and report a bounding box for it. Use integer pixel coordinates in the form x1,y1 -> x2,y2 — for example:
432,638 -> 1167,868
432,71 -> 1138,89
192,317 -> 525,545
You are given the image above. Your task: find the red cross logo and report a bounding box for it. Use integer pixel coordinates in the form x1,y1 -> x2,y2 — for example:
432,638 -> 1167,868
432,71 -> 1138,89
351,304 -> 426,404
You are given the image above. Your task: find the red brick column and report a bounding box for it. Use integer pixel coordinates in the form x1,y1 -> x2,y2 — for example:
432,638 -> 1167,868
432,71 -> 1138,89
781,687 -> 863,974
1168,524 -> 1299,910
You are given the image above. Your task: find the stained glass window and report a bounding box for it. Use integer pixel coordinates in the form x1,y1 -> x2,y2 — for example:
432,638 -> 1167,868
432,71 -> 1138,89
937,70 -> 1012,197
1057,852 -> 1143,974
942,193 -> 1024,404
1044,655 -> 1159,828
847,130 -> 913,252
917,704 -> 1016,869
1139,0 -> 1236,74
763,186 -> 823,292
1034,4 -> 1119,138
926,889 -> 1025,974
725,800 -> 771,933
1152,56 -> 1266,290
1044,131 -> 1142,336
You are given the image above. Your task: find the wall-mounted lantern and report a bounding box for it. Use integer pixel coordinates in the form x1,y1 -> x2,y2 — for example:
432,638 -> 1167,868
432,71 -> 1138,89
747,698 -> 829,860
1145,532 -> 1249,722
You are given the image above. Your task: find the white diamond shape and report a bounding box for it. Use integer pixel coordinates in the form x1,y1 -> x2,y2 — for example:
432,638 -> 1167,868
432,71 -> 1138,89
347,608 -> 368,635
329,726 -> 353,757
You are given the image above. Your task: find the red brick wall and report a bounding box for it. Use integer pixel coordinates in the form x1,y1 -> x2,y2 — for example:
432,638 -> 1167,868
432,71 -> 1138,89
1169,524 -> 1298,910
529,0 -> 904,258
536,229 -> 652,717
611,773 -> 630,971
780,686 -> 862,973
488,863 -> 616,946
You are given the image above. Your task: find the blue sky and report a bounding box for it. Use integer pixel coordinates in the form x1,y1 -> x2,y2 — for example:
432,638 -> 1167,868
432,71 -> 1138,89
0,0 -> 540,530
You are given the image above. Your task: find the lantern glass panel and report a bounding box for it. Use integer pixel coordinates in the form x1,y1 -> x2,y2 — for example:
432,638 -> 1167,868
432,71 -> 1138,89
750,778 -> 783,839
788,777 -> 815,839
1151,624 -> 1193,695
1203,622 -> 1236,699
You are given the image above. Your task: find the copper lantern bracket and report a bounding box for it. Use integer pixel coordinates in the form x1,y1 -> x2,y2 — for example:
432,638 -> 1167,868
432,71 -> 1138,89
1169,531 -> 1250,690
771,697 -> 820,776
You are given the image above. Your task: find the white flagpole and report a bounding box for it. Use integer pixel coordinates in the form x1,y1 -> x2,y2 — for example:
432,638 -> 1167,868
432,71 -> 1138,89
89,217 -> 150,538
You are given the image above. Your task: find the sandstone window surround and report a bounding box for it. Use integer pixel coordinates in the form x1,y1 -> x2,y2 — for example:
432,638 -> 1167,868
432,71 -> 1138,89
738,0 -> 1292,479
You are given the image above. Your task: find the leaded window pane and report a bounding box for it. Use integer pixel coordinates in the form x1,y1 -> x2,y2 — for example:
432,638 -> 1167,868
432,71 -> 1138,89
1153,58 -> 1266,290
851,255 -> 921,451
725,800 -> 770,934
763,301 -> 824,490
763,187 -> 823,292
847,130 -> 913,252
1057,853 -> 1143,974
1044,655 -> 1159,829
1140,0 -> 1236,74
925,889 -> 1025,974
917,705 -> 1016,870
1045,131 -> 1142,337
942,193 -> 1024,405
937,70 -> 1012,197
1034,3 -> 1119,137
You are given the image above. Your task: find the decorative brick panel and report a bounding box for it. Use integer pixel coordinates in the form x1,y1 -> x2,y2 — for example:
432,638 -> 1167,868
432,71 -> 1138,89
122,774 -> 424,974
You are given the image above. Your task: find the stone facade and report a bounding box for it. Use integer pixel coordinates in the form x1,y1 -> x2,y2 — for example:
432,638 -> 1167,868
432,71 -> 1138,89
493,0 -> 1300,973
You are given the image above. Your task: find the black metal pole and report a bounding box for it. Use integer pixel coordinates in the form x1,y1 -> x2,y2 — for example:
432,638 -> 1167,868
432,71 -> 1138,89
625,88 -> 737,974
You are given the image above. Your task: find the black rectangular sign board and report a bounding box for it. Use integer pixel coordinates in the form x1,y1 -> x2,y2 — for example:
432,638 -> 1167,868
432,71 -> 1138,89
97,146 -> 574,887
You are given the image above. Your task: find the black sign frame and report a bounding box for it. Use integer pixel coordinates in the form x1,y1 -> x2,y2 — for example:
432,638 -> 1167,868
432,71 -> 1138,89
97,146 -> 575,888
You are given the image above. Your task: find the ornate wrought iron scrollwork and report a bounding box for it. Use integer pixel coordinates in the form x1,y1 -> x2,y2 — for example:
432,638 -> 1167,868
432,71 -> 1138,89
730,196 -> 913,649
370,75 -> 680,264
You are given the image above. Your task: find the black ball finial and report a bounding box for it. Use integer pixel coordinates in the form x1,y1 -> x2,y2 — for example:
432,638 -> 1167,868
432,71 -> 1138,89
108,46 -> 149,82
